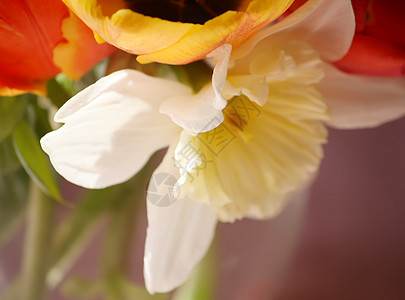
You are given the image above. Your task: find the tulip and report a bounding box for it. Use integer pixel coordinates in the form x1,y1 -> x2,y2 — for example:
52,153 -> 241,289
0,0 -> 115,96
335,0 -> 405,77
63,0 -> 294,64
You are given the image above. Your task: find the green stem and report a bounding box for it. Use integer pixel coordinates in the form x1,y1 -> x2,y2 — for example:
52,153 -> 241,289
20,183 -> 55,300
102,199 -> 138,300
102,190 -> 139,279
101,151 -> 165,300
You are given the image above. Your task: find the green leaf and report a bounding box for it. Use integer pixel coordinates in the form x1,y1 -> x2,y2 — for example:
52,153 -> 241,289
12,120 -> 63,202
55,74 -> 76,97
161,61 -> 212,93
24,97 -> 53,138
0,94 -> 30,142
46,77 -> 72,108
0,168 -> 29,244
0,136 -> 21,174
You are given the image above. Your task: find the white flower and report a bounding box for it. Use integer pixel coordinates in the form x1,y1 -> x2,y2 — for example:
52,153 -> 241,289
41,0 -> 405,294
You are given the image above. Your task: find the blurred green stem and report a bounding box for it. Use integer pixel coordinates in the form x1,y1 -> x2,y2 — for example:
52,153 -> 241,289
102,196 -> 139,300
20,183 -> 55,300
102,185 -> 139,281
102,151 -> 164,300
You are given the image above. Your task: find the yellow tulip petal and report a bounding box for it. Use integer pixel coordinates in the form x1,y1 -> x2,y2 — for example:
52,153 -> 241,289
136,10 -> 244,64
64,0 -> 195,56
108,9 -> 195,54
138,0 -> 295,64
0,86 -> 44,97
64,0 -> 294,64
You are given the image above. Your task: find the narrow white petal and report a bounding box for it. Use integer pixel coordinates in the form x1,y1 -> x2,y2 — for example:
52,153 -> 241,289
144,150 -> 217,293
208,44 -> 232,110
224,74 -> 269,106
160,85 -> 224,133
233,0 -> 355,62
41,70 -> 185,188
320,64 -> 405,129
160,44 -> 232,133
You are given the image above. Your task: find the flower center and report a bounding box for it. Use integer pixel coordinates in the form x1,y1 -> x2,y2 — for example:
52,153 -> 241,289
124,0 -> 247,24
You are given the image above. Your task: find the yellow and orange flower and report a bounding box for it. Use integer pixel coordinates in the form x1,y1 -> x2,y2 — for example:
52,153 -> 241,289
0,0 -> 116,96
63,0 -> 294,64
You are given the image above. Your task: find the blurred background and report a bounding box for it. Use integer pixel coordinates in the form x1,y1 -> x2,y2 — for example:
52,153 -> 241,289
276,116 -> 405,300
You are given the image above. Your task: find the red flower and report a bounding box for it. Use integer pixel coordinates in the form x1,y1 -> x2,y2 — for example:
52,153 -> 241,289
284,0 -> 405,77
0,0 -> 115,96
335,0 -> 405,77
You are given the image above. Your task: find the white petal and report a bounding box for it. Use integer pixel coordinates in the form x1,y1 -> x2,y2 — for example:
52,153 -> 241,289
159,44 -> 233,133
144,150 -> 217,293
41,70 -> 185,188
160,45 -> 233,133
208,44 -> 232,110
54,69 -> 191,122
233,0 -> 355,62
160,85 -> 224,133
319,64 -> 405,129
224,74 -> 269,106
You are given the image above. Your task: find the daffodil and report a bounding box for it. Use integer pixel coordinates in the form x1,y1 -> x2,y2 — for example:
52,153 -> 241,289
0,0 -> 115,96
62,0 -> 294,64
41,0 -> 405,294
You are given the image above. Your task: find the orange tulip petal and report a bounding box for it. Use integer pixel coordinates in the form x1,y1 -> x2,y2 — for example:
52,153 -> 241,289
53,11 -> 116,80
64,0 -> 195,55
0,0 -> 67,94
64,0 -> 294,65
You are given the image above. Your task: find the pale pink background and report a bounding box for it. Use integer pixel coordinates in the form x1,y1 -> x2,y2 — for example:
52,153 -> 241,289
276,117 -> 405,300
